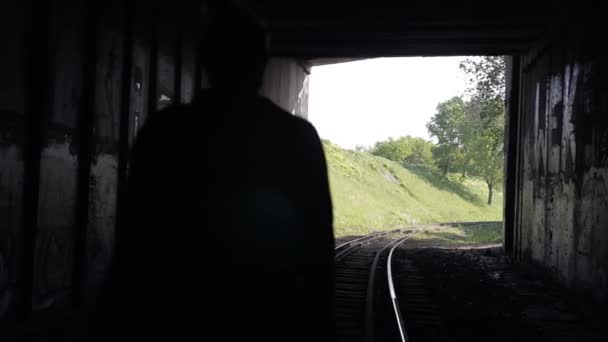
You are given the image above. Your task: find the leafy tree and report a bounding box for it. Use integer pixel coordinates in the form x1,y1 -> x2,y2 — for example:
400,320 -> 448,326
406,137 -> 434,167
426,97 -> 467,176
371,137 -> 410,164
468,116 -> 504,205
459,56 -> 506,205
426,57 -> 506,204
460,56 -> 505,112
371,136 -> 434,167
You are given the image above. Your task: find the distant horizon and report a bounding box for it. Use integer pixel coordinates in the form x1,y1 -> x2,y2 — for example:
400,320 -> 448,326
308,57 -> 472,150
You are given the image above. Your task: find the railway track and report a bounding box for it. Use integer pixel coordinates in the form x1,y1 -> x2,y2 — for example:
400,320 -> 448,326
335,229 -> 413,342
335,222 -> 488,341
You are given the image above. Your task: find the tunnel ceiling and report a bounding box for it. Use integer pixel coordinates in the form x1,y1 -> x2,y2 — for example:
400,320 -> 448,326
247,0 -> 565,57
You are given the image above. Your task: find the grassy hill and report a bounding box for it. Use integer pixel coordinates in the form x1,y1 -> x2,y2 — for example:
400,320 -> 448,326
323,141 -> 503,236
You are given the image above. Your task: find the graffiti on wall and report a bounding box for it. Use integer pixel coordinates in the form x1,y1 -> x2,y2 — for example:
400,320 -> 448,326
520,44 -> 608,298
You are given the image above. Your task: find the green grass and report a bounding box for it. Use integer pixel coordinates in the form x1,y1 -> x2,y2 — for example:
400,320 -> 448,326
412,222 -> 503,245
324,141 -> 503,237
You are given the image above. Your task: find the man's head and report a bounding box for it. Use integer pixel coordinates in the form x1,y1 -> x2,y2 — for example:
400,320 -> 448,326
200,2 -> 269,92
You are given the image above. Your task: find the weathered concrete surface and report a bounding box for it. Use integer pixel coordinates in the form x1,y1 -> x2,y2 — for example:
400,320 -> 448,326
30,2 -> 86,312
128,7 -> 152,147
84,1 -> 125,299
156,18 -> 177,111
180,36 -> 197,105
261,58 -> 310,119
517,34 -> 608,300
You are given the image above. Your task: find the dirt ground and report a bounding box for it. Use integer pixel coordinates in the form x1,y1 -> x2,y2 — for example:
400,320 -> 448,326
395,243 -> 606,342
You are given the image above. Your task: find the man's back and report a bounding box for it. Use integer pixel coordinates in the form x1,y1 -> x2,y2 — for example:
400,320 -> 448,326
102,90 -> 334,340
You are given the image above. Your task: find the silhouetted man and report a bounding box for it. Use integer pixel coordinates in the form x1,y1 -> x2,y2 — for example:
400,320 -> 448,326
99,3 -> 334,341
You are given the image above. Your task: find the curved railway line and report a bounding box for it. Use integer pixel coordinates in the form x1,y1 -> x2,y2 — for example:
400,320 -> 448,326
335,222 -> 493,341
335,229 -> 413,342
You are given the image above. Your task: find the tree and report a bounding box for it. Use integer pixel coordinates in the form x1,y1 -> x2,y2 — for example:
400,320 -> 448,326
370,136 -> 434,167
468,114 -> 504,204
426,97 -> 467,176
459,56 -> 505,114
460,56 -> 506,205
406,137 -> 434,167
371,137 -> 411,164
426,57 -> 505,204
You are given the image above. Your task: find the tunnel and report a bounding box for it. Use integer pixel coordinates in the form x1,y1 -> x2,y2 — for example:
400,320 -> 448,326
1,0 -> 606,340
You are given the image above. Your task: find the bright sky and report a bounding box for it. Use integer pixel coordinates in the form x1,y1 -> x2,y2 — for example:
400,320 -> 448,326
308,57 -> 470,149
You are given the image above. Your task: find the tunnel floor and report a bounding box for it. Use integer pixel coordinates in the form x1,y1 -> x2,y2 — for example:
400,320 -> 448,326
390,243 -> 605,342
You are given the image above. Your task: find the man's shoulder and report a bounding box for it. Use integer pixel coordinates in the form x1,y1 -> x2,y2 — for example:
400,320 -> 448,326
142,95 -> 320,142
139,103 -> 198,135
149,103 -> 194,122
257,96 -> 318,135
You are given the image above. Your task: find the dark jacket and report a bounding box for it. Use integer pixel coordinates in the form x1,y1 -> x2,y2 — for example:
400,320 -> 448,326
100,90 -> 335,341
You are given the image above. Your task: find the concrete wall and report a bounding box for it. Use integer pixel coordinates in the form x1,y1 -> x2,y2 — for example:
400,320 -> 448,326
0,0 -> 204,331
0,1 -> 312,332
515,32 -> 608,299
83,0 -> 126,302
261,58 -> 310,119
0,2 -> 27,322
30,0 -> 86,313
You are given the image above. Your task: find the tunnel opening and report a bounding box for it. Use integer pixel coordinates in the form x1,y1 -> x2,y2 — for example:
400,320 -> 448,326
308,57 -> 507,248
316,57 -> 531,342
2,1 -> 608,341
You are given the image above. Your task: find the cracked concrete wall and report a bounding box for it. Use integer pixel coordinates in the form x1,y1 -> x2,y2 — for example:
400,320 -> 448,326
517,36 -> 608,300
